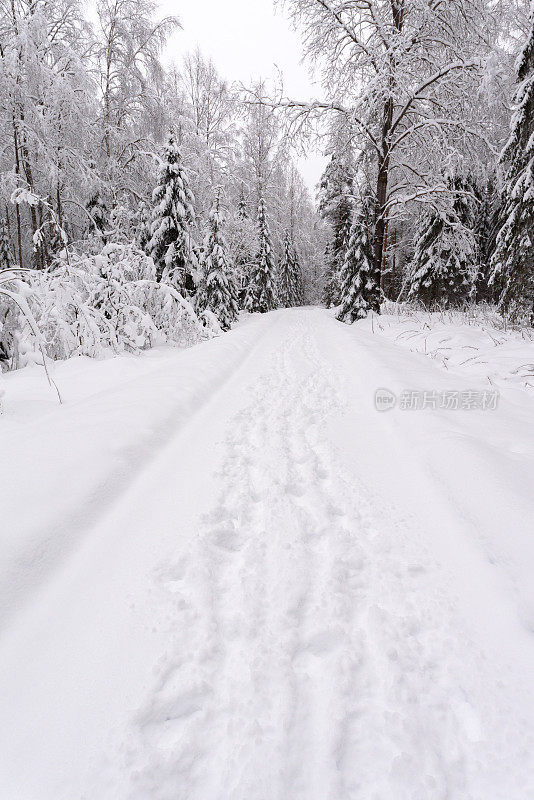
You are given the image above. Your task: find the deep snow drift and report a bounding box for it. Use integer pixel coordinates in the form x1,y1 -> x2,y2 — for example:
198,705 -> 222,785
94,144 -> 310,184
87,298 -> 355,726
1,307 -> 534,800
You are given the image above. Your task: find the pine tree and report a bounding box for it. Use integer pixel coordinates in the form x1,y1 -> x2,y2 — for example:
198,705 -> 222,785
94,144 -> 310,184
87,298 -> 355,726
0,217 -> 14,271
246,196 -> 277,313
148,131 -> 196,292
492,6 -> 534,322
197,192 -> 238,331
278,231 -> 301,307
337,212 -> 378,323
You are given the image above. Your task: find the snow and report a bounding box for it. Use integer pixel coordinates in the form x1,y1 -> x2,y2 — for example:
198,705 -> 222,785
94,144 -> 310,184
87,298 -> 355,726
1,307 -> 534,799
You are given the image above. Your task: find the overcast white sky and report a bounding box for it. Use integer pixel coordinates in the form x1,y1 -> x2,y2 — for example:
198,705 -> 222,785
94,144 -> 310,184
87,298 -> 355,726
160,0 -> 326,196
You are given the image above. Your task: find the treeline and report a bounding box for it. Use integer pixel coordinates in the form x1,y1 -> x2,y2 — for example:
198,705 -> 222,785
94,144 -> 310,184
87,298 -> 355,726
0,0 -> 321,368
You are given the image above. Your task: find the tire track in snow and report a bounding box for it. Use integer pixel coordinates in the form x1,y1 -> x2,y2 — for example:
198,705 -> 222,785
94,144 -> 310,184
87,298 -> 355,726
124,310 -> 531,800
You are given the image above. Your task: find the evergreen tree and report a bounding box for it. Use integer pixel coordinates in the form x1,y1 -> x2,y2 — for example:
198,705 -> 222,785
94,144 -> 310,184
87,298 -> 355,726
321,241 -> 335,305
135,202 -> 152,254
337,212 -> 378,323
407,210 -> 445,306
292,245 -> 304,306
0,216 -> 15,365
86,189 -> 108,243
148,131 -> 196,292
475,176 -> 502,302
408,209 -> 473,308
492,7 -> 534,322
408,177 -> 476,308
246,196 -> 277,313
234,184 -> 254,308
197,192 -> 238,331
278,231 -> 300,307
318,150 -> 353,307
237,184 -> 248,223
0,217 -> 14,271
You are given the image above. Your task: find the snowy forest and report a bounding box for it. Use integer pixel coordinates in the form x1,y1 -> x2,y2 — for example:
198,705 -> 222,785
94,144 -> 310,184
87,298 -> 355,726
2,1 -> 534,799
0,0 -> 532,374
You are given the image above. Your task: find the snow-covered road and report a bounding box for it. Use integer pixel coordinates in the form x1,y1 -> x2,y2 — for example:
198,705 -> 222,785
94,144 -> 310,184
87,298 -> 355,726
2,308 -> 534,799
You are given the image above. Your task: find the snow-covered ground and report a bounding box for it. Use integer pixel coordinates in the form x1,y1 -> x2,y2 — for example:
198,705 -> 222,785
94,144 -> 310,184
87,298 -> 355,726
1,307 -> 534,799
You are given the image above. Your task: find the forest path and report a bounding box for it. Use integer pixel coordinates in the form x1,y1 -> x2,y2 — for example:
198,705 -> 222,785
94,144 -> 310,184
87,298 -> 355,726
1,308 -> 534,799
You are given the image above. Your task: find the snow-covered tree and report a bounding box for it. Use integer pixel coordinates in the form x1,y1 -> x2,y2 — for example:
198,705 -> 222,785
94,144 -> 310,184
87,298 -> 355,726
135,202 -> 152,254
230,184 -> 255,307
96,0 -> 177,177
283,0 -> 498,290
474,176 -> 502,302
318,123 -> 354,307
292,244 -> 304,306
0,218 -> 13,271
246,196 -> 277,313
148,132 -> 196,291
492,6 -> 534,322
86,189 -> 108,243
197,192 -> 238,331
278,231 -> 301,308
337,213 -> 378,323
407,207 -> 473,308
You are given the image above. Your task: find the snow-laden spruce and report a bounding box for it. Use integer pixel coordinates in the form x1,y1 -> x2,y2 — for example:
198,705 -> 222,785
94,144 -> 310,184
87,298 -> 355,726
408,178 -> 475,308
318,129 -> 354,308
245,196 -> 277,313
86,189 -> 108,244
196,193 -> 239,332
408,212 -> 473,308
231,185 -> 256,309
337,212 -> 379,322
292,246 -> 304,306
278,231 -> 302,308
148,131 -> 196,292
492,5 -> 534,322
0,217 -> 13,271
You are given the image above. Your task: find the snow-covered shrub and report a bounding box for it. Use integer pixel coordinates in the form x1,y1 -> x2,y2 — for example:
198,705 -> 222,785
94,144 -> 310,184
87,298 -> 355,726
1,242 -> 208,369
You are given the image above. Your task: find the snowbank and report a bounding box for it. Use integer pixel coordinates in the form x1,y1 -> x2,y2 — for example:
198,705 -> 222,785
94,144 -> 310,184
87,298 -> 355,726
359,303 -> 534,393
